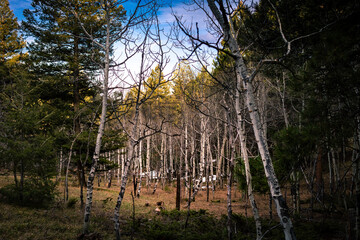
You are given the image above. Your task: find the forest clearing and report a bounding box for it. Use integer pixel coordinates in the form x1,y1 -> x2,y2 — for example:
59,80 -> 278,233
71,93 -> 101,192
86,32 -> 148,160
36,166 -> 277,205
1,0 -> 359,239
0,174 -> 346,239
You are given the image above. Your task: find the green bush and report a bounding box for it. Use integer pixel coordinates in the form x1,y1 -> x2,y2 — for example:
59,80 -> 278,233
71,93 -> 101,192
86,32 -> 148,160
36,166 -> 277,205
66,197 -> 78,208
0,178 -> 58,208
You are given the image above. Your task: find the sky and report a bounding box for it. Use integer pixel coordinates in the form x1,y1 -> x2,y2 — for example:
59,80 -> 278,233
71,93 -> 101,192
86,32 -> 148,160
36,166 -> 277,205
8,0 -> 217,89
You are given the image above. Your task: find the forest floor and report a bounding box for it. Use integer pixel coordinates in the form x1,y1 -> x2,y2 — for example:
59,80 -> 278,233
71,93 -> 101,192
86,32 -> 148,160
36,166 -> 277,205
0,174 -> 348,239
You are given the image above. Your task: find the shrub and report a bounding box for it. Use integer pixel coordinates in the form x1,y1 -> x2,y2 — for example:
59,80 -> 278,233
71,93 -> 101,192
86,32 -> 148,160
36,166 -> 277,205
66,197 -> 78,208
0,178 -> 58,208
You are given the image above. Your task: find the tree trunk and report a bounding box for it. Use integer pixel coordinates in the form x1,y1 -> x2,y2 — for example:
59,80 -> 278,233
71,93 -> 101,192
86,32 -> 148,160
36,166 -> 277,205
137,137 -> 143,197
66,133 -> 81,201
114,102 -> 142,239
169,135 -> 174,181
58,148 -> 63,182
82,10 -> 110,232
191,134 -> 196,180
236,104 -> 262,239
161,132 -> 166,189
190,113 -> 206,202
146,133 -> 151,192
225,104 -> 234,240
184,119 -> 189,191
121,148 -> 125,179
217,123 -> 227,188
176,170 -> 181,210
206,1 -> 296,238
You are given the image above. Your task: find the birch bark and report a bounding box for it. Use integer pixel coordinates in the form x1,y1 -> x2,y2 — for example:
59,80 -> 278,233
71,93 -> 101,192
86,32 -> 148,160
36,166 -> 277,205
114,104 -> 140,239
117,149 -> 120,185
184,118 -> 189,190
217,122 -> 227,187
137,137 -> 143,197
224,102 -> 234,240
206,1 -> 295,239
146,132 -> 151,191
82,30 -> 110,234
169,135 -> 174,180
235,97 -> 262,239
190,113 -> 206,201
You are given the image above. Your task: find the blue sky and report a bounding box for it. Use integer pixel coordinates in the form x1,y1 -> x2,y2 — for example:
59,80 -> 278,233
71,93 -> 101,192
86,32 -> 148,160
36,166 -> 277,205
8,0 -> 216,87
9,0 -> 182,21
9,0 -> 32,21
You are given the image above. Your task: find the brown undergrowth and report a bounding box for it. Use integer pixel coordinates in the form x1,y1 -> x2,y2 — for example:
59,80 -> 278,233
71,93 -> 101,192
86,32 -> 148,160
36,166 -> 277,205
0,175 -> 346,239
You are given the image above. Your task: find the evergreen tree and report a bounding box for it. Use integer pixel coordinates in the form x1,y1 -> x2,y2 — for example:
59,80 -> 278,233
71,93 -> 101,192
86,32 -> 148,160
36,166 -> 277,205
22,0 -> 105,187
0,0 -> 25,63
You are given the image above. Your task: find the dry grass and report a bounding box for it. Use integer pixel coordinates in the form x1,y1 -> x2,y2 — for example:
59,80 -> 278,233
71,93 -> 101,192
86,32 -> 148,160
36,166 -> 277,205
0,174 -> 346,240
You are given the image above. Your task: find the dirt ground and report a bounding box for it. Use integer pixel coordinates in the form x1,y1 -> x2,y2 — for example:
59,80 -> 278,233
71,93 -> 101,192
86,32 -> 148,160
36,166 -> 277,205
68,176 -> 311,221
0,174 -> 310,219
0,172 -> 316,220
0,174 -> 347,240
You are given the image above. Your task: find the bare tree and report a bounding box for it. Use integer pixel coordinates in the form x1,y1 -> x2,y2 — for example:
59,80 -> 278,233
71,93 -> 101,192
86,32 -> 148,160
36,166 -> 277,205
65,0 -> 151,235
173,0 -> 298,239
111,7 -> 174,239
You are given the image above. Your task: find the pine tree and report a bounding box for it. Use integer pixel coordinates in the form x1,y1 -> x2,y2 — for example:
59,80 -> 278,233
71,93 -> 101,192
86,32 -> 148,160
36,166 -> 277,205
22,0 -> 105,191
0,0 -> 25,63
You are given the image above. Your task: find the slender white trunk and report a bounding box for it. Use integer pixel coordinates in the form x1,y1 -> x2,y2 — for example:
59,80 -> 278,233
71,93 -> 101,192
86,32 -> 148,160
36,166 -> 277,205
207,136 -> 214,177
117,149 -> 120,185
184,120 -> 189,189
191,135 -> 196,179
225,105 -> 235,240
217,123 -> 227,186
146,133 -> 151,191
236,57 -> 295,239
107,152 -> 112,188
206,1 -> 295,238
207,136 -> 215,198
58,148 -> 63,181
236,101 -> 262,239
161,133 -> 166,188
121,148 -> 125,178
169,135 -> 174,179
137,138 -> 143,197
82,34 -> 109,234
190,113 -> 206,201
152,160 -> 162,194
114,103 -> 141,239
216,121 -> 220,184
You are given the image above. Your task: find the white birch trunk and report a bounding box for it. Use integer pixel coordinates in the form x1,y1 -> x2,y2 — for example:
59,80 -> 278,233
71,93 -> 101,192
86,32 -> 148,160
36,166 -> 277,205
137,137 -> 143,197
237,107 -> 262,239
146,132 -> 151,191
58,148 -> 63,182
217,123 -> 227,186
190,113 -> 206,201
152,161 -> 162,194
117,149 -> 120,185
225,104 -> 235,240
184,119 -> 189,189
114,105 -> 141,239
121,148 -> 125,178
235,76 -> 262,239
191,134 -> 196,179
206,1 -> 295,239
161,133 -> 166,188
82,30 -> 110,234
107,152 -> 112,188
169,135 -> 174,179
207,136 -> 215,198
